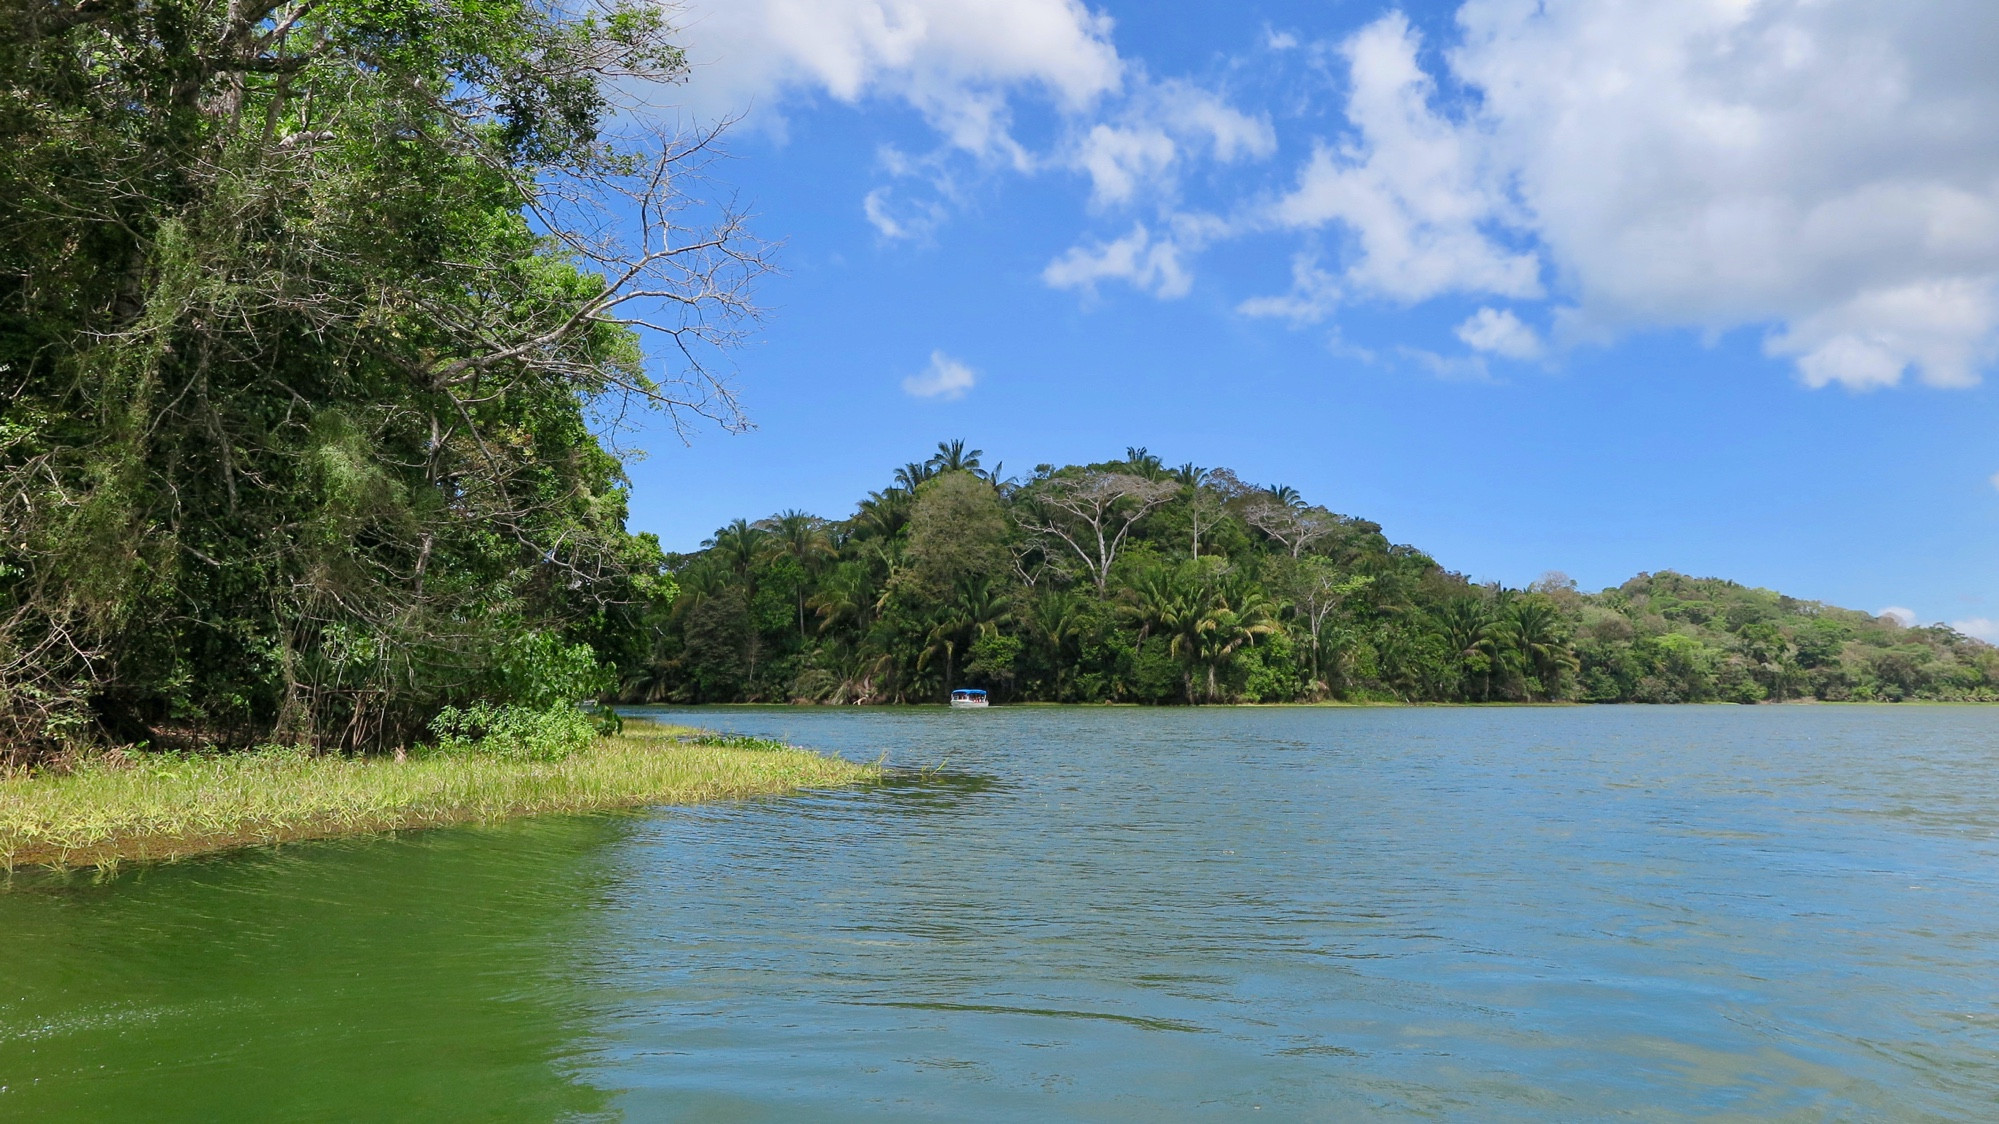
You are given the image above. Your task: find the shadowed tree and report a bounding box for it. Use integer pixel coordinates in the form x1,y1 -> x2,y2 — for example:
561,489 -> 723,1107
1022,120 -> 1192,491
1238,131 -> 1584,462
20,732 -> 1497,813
1510,596 -> 1579,700
705,520 -> 769,581
1288,559 -> 1375,691
852,489 -> 912,541
768,510 -> 832,638
0,0 -> 766,752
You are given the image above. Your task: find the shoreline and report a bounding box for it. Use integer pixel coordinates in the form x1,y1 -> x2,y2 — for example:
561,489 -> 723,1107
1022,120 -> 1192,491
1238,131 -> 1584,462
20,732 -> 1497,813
634,698 -> 1997,709
0,722 -> 877,872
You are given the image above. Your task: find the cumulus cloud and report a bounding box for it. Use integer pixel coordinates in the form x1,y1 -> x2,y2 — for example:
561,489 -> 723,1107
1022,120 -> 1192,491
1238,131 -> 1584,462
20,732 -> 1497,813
676,0 -> 1268,268
679,0 -> 1999,389
1456,307 -> 1543,359
1238,3 -> 1999,387
1952,617 -> 1999,643
903,350 -> 977,399
1255,13 -> 1542,309
676,0 -> 1122,161
1074,123 -> 1177,207
1065,78 -> 1274,208
1042,222 -> 1193,299
1450,0 -> 1999,389
1877,606 -> 1918,627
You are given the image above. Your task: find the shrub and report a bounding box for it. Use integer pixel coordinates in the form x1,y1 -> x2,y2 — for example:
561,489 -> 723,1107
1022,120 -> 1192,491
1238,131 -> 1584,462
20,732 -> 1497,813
428,704 -> 599,761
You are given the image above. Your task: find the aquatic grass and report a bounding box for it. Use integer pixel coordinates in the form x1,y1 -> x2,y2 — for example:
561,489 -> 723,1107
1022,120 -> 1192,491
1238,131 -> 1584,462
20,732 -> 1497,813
0,723 -> 877,871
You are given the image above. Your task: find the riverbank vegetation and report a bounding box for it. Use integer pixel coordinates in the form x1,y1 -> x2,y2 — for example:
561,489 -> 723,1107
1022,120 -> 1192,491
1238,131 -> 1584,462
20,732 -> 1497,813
0,723 -> 875,870
630,444 -> 1999,706
0,0 -> 759,762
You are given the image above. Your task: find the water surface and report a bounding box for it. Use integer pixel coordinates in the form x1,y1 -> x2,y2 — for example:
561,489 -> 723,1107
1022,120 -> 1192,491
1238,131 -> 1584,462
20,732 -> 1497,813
5,706 -> 1998,1119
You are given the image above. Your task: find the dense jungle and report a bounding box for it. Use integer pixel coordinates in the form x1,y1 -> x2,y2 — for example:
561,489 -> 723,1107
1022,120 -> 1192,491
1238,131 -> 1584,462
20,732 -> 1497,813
632,442 -> 1999,706
0,0 -> 753,758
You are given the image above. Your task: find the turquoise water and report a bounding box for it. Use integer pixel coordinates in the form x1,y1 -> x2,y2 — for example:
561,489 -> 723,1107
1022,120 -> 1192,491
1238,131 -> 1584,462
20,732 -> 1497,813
5,706 -> 1998,1119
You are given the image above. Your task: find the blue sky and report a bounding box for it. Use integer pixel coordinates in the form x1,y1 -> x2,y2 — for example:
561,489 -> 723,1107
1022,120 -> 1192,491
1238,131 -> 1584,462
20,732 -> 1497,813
614,0 -> 1999,637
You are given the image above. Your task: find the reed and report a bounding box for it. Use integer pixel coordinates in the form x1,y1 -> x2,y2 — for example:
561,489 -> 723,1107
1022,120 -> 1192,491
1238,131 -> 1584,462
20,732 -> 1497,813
0,723 -> 876,871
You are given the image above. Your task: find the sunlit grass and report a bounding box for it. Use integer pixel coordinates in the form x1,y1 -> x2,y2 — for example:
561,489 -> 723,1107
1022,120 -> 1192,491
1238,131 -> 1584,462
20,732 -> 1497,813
0,722 -> 877,871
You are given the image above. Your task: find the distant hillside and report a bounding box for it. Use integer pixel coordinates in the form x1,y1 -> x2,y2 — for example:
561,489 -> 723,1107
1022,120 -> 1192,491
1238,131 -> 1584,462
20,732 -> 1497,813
1564,572 -> 1991,702
623,444 -> 1996,705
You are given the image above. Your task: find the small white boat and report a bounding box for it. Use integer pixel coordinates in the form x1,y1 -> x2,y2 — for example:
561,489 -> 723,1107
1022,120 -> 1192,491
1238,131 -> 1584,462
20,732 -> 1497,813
949,688 -> 990,709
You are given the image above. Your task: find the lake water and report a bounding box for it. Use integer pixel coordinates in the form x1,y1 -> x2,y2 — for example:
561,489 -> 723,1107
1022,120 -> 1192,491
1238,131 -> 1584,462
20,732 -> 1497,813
5,706 -> 1999,1119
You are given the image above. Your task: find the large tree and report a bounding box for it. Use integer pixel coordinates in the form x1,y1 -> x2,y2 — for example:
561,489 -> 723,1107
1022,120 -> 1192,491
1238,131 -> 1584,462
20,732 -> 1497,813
0,0 -> 761,755
1020,470 -> 1177,591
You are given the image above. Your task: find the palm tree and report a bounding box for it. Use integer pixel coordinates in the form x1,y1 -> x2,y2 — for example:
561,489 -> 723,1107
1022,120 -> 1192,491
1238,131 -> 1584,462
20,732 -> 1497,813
1509,597 -> 1578,700
894,461 -> 938,491
917,575 -> 1011,694
1188,575 -> 1278,702
809,561 -> 873,636
853,489 -> 912,540
1435,597 -> 1508,701
1264,484 -> 1304,509
770,510 -> 832,637
928,439 -> 983,474
1025,589 -> 1090,698
1124,446 -> 1166,480
705,519 -> 767,581
1122,561 -> 1201,659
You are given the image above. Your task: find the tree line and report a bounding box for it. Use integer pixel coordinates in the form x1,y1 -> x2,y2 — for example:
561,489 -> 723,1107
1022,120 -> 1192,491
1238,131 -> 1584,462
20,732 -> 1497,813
630,443 -> 1999,706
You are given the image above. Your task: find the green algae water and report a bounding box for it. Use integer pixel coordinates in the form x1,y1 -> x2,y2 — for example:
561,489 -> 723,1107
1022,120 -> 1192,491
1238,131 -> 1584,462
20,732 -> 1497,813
5,706 -> 1999,1119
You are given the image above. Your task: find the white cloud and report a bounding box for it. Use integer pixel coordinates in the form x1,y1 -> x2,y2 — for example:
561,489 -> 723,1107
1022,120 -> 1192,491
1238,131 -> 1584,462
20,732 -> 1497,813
1255,13 -> 1542,310
1877,606 -> 1917,627
1990,470 -> 1999,492
1456,307 -> 1543,359
1239,3 -> 1999,387
1075,124 -> 1177,207
1042,223 -> 1193,299
1069,79 -> 1274,207
1238,253 -> 1341,322
863,186 -> 951,240
676,0 -> 1267,252
903,350 -> 977,399
1399,346 -> 1491,382
1768,280 -> 1999,390
683,0 -> 1999,390
677,0 -> 1122,161
1448,0 -> 1999,389
1952,617 -> 1999,643
1153,79 -> 1276,165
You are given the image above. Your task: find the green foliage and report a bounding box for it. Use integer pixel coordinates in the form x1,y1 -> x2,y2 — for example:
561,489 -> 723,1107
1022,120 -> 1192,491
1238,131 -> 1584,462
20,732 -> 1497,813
428,704 -> 599,762
689,733 -> 795,752
624,445 -> 1997,707
1575,573 -> 1994,703
3,724 -> 875,869
0,0 -> 734,757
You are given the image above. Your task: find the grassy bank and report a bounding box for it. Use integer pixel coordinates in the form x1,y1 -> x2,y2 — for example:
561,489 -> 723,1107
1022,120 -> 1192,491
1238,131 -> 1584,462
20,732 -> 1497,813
0,723 -> 877,871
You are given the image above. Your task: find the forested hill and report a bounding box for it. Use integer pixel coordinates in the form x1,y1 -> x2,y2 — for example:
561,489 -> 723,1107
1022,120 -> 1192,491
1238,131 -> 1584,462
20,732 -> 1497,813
629,443 -> 1998,706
